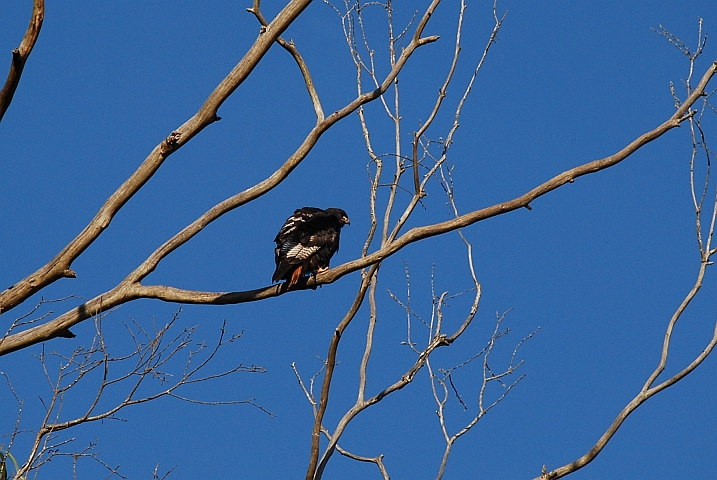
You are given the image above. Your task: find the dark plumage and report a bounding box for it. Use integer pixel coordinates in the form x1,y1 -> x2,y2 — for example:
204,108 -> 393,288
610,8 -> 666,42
272,207 -> 350,287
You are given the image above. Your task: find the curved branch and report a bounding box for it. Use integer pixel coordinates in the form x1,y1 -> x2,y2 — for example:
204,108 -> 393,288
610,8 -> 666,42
248,0 -> 324,121
1,58 -> 713,356
0,0 -> 314,315
0,0 -> 44,121
411,0 -> 472,195
129,59 -> 717,295
537,61 -> 717,476
538,260 -> 717,480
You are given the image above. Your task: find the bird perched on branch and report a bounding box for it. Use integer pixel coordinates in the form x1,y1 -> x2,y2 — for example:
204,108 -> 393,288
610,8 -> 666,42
272,207 -> 350,288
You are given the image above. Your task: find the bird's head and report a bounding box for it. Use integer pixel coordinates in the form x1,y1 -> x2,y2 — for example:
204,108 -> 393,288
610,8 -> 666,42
327,208 -> 350,226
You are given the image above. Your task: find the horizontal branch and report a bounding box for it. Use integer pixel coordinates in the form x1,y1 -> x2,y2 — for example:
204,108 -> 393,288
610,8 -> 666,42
1,55 -> 714,358
109,61 -> 717,298
2,58 -> 712,356
112,67 -> 717,287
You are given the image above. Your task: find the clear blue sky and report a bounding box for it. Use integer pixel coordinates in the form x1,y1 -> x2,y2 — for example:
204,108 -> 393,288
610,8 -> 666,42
2,1 -> 716,479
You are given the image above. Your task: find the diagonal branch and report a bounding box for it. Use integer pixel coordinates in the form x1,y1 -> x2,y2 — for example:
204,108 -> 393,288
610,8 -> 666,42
538,261 -> 717,480
0,2 -> 442,356
1,58 -> 713,356
247,0 -> 324,121
410,0 -> 484,196
0,0 -> 44,122
0,0 -> 314,316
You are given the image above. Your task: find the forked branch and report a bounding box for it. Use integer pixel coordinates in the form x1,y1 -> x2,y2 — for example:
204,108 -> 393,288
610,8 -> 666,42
12,311 -> 264,479
538,31 -> 717,478
0,0 -> 314,315
0,0 -> 439,356
247,0 -> 325,121
538,260 -> 717,480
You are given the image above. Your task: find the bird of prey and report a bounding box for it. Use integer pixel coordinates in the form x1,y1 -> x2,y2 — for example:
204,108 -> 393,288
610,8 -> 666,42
272,207 -> 350,287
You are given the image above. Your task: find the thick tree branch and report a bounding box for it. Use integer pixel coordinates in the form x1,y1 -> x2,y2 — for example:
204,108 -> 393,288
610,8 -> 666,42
0,0 -> 44,122
0,0 -> 314,315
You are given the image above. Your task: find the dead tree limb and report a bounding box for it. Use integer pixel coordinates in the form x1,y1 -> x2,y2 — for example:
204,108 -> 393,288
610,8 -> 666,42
0,0 -> 44,121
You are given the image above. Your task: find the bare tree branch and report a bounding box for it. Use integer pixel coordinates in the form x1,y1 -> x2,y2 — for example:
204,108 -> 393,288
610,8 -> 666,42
0,0 -> 44,122
335,445 -> 390,480
3,54 -> 706,358
247,0 -> 325,121
538,26 -> 717,479
1,1 -> 714,365
0,0 -> 446,355
0,0 -> 314,316
538,269 -> 717,480
314,309 -> 468,477
11,310 -> 263,478
4,3 -> 716,480
306,2 -> 450,476
430,312 -> 535,480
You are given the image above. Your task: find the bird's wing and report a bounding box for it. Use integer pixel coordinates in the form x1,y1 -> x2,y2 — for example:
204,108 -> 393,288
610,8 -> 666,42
280,241 -> 321,262
274,207 -> 325,242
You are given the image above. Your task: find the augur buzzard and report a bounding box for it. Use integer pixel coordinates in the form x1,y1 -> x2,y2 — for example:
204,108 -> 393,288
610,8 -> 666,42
272,207 -> 350,287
